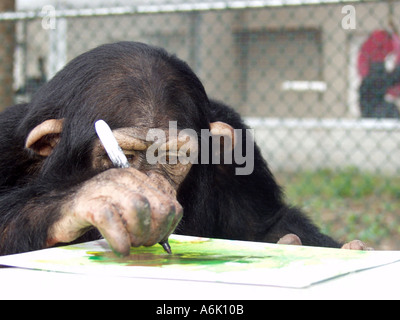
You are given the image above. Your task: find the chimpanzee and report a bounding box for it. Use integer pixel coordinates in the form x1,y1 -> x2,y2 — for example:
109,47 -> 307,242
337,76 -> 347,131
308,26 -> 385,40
0,42 -> 368,256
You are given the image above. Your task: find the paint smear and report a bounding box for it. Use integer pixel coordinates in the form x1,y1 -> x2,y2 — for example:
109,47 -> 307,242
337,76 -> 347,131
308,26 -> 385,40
0,235 -> 399,288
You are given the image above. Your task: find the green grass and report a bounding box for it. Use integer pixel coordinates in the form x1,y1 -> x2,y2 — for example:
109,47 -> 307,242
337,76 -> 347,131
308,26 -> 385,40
276,167 -> 400,250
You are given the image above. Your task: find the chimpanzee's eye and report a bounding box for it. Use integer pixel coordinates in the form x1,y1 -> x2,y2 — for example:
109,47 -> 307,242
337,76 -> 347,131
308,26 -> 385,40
123,150 -> 136,163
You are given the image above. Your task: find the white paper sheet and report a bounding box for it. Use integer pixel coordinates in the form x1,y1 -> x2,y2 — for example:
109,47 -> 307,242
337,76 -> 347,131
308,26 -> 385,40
1,235 -> 399,288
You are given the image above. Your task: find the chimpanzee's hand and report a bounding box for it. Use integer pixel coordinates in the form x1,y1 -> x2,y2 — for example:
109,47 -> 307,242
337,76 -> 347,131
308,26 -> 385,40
277,233 -> 373,250
341,240 -> 373,250
47,168 -> 183,256
277,234 -> 302,245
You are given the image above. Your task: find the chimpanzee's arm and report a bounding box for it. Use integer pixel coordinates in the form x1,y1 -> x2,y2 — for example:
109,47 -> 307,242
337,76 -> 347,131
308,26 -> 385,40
0,105 -> 58,254
0,186 -> 69,255
263,206 -> 341,248
0,168 -> 183,256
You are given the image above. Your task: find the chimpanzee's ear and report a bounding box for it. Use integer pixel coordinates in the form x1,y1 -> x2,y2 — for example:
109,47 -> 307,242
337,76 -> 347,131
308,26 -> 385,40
209,121 -> 236,151
25,119 -> 64,157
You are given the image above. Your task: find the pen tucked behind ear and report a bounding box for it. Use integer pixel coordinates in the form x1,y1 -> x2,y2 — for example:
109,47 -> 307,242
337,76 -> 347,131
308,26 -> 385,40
94,120 -> 172,254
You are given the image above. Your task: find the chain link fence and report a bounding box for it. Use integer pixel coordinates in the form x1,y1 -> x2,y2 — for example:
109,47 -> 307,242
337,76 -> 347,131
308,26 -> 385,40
0,0 -> 399,249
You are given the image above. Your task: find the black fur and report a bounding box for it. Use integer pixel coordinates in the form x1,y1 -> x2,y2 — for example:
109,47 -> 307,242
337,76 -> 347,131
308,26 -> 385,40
0,42 -> 340,255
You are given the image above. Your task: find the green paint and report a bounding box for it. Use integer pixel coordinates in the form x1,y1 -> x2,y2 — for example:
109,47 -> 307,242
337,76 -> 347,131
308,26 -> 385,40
84,237 -> 277,271
3,235 -> 388,289
87,251 -> 259,267
30,236 -> 370,278
82,237 -> 368,272
85,237 -> 254,268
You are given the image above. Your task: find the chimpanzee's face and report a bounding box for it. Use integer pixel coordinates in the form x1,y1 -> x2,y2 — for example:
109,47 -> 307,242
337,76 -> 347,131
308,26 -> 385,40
91,125 -> 198,190
23,41 -> 235,195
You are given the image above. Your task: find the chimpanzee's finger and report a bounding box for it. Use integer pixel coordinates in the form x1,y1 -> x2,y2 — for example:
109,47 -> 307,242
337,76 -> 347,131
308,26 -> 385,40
143,201 -> 179,246
94,168 -> 182,248
86,199 -> 131,256
77,183 -> 150,255
124,193 -> 152,247
341,239 -> 373,250
89,186 -> 153,249
165,201 -> 183,239
277,234 -> 302,246
156,206 -> 183,251
138,171 -> 184,240
115,169 -> 181,243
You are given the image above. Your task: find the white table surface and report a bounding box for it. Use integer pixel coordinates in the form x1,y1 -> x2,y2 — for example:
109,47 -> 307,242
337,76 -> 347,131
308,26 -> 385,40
1,259 -> 399,300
